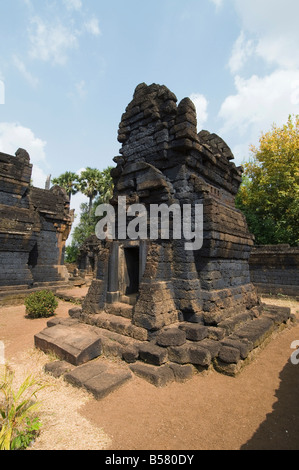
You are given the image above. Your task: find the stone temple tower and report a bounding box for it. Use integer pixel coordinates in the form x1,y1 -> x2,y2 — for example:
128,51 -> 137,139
35,83 -> 292,385
83,83 -> 259,326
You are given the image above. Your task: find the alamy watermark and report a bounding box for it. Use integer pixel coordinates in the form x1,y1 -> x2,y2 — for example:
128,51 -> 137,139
0,79 -> 5,105
290,340 -> 299,365
95,197 -> 204,251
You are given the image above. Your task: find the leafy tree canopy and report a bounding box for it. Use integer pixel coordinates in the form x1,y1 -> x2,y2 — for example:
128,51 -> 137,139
52,171 -> 78,201
64,166 -> 113,262
77,167 -> 113,215
236,115 -> 299,246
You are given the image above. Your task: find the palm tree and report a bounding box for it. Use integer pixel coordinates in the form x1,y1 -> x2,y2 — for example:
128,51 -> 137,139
52,172 -> 79,201
77,167 -> 103,216
96,166 -> 114,204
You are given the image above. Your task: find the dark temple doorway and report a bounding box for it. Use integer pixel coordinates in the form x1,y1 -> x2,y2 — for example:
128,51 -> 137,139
124,247 -> 140,295
28,243 -> 38,269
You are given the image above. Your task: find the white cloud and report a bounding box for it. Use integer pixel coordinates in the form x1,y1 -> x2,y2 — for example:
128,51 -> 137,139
218,70 -> 299,163
0,122 -> 47,162
12,55 -> 39,88
63,0 -> 82,11
32,165 -> 49,189
219,0 -> 299,165
190,93 -> 209,131
233,0 -> 299,70
228,31 -> 254,74
0,122 -> 48,187
256,34 -> 299,70
28,16 -> 78,65
84,16 -> 101,36
209,0 -> 223,9
219,70 -> 299,134
27,10 -> 102,66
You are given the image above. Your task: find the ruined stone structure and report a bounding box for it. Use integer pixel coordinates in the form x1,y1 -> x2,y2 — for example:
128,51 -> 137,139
250,245 -> 299,298
82,83 -> 260,327
35,84 -> 292,391
77,235 -> 102,277
0,149 -> 73,301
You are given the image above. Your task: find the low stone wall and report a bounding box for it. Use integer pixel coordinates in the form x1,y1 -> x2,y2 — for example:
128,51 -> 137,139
249,245 -> 299,298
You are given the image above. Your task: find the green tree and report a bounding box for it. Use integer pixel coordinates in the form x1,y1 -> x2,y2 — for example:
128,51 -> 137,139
72,202 -> 97,247
77,168 -> 102,216
236,115 -> 299,245
96,166 -> 114,204
65,244 -> 80,264
67,166 -> 114,259
52,171 -> 79,201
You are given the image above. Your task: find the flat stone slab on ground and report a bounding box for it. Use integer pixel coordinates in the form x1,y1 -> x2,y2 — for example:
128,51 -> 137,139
64,360 -> 132,399
44,360 -> 75,378
130,362 -> 175,387
34,323 -> 102,366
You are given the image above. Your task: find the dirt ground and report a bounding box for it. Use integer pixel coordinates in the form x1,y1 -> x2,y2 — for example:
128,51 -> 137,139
1,293 -> 299,451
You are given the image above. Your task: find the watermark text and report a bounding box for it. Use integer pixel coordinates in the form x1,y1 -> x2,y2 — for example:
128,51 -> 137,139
95,197 -> 203,251
290,340 -> 299,365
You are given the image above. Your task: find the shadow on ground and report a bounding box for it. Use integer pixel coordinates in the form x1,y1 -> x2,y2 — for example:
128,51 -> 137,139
242,357 -> 299,450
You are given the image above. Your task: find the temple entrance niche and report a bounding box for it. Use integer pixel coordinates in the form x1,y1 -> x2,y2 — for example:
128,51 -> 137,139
28,243 -> 38,269
123,247 -> 139,295
107,240 -> 147,305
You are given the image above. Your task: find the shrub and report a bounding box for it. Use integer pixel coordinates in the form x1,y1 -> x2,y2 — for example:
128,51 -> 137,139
0,366 -> 44,450
25,290 -> 58,319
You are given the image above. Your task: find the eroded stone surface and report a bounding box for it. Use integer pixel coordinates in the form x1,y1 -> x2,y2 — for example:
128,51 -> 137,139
34,323 -> 102,366
64,360 -> 132,399
0,150 -> 73,294
129,362 -> 175,387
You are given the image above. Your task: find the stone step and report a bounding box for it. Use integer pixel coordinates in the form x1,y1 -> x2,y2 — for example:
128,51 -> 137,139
0,285 -> 29,292
105,302 -> 134,319
34,322 -> 102,366
81,311 -> 148,341
38,302 -> 293,387
46,317 -> 143,364
34,281 -> 70,288
92,328 -> 142,363
64,359 -> 132,400
129,361 -> 196,387
217,310 -> 257,336
214,306 -> 292,376
178,323 -> 209,341
167,342 -> 213,367
119,294 -> 137,306
129,362 -> 175,387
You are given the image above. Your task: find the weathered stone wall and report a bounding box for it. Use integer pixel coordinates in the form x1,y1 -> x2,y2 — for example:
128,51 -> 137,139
250,245 -> 299,297
0,149 -> 73,293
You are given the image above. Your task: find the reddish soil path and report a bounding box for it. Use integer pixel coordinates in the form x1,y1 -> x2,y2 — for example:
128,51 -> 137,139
1,295 -> 298,450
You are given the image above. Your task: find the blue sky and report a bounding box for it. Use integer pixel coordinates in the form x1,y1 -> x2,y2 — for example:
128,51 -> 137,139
1,0 -> 299,233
